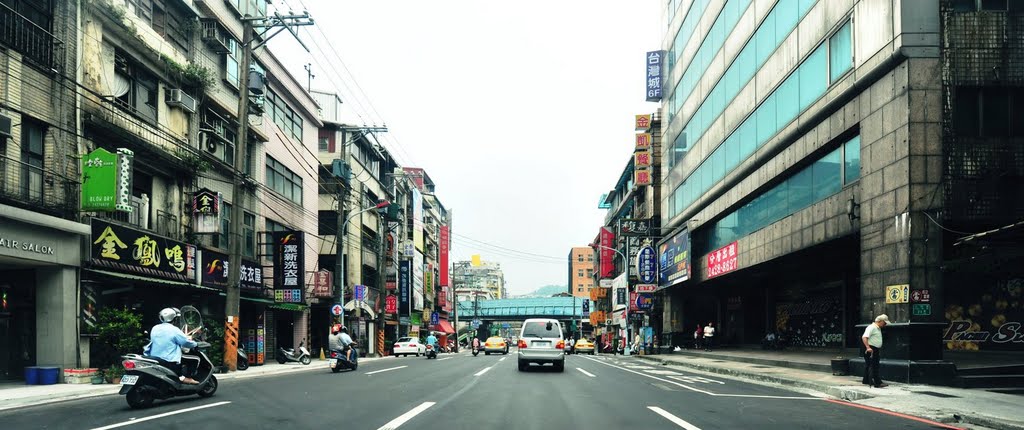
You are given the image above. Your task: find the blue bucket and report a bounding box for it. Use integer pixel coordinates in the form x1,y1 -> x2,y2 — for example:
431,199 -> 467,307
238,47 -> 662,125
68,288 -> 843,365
24,367 -> 40,385
38,367 -> 60,385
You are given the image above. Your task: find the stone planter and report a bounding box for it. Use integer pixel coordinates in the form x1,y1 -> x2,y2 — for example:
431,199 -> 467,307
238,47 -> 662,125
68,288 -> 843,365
831,358 -> 850,376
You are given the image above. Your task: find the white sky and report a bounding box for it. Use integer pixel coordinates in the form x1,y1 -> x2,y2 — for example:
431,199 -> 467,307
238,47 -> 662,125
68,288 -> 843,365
269,1 -> 662,295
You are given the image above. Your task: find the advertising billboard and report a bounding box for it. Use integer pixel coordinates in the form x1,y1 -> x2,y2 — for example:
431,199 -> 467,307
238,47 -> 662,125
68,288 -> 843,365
658,228 -> 690,289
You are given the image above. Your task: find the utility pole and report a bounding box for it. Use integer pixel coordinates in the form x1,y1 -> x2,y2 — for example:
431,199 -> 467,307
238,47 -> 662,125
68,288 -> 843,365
224,11 -> 314,372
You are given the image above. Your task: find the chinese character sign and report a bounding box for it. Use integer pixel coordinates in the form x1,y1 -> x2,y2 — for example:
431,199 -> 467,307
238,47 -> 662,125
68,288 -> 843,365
619,218 -> 652,236
658,229 -> 690,288
636,245 -> 657,284
707,241 -> 739,279
635,133 -> 652,149
200,250 -> 263,291
635,114 -> 652,131
273,231 -> 305,303
635,169 -> 652,185
386,295 -> 398,314
192,188 -> 220,215
80,148 -> 118,211
399,260 -> 411,317
313,270 -> 332,298
89,219 -> 196,282
645,50 -> 665,102
599,227 -> 615,278
439,225 -> 450,288
635,151 -> 652,168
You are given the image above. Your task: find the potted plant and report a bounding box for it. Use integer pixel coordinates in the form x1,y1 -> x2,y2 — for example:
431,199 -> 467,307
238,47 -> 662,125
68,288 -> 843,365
104,364 -> 125,384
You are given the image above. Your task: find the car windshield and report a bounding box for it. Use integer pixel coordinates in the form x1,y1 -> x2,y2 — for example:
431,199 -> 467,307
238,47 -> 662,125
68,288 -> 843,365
521,322 -> 560,339
398,338 -> 415,343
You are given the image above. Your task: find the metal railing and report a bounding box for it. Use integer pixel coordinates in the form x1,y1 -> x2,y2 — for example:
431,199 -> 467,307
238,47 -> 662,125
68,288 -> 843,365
0,153 -> 78,218
0,2 -> 60,71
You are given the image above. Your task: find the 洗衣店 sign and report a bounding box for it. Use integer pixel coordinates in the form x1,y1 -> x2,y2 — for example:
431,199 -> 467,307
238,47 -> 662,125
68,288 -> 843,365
272,231 -> 304,303
636,245 -> 657,284
199,249 -> 262,290
89,219 -> 195,282
81,148 -> 134,212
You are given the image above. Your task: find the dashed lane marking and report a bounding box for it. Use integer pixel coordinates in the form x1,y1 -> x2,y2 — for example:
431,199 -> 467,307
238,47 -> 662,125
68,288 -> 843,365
366,366 -> 407,375
648,406 -> 702,430
474,366 -> 494,376
376,402 -> 435,430
89,401 -> 232,430
577,368 -> 596,377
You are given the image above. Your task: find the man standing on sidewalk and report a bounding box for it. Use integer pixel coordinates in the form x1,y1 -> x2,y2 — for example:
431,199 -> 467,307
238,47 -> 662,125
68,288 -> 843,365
703,322 -> 715,351
861,314 -> 889,388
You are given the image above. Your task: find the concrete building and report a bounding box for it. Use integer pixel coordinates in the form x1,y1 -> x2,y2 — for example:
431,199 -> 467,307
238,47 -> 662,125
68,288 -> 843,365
0,0 -> 86,379
567,247 -> 596,298
656,0 -> 1023,383
453,260 -> 506,303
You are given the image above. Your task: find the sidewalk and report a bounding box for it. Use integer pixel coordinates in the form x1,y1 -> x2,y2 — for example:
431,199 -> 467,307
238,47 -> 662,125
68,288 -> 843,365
0,357 -> 381,412
634,351 -> 1024,430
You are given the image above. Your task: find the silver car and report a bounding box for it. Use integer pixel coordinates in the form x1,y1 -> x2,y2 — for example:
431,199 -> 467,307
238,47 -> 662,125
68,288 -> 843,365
516,318 -> 565,372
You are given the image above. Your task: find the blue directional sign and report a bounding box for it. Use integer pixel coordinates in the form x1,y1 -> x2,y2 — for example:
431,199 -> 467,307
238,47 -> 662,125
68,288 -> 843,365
430,311 -> 439,326
502,323 -> 510,329
636,245 -> 657,284
582,299 -> 590,317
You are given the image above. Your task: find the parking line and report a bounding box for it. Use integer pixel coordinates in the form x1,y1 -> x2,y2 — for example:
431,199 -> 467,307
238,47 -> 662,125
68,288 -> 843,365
366,365 -> 407,375
648,406 -> 702,430
89,401 -> 231,430
376,401 -> 435,430
577,368 -> 596,377
474,366 -> 493,376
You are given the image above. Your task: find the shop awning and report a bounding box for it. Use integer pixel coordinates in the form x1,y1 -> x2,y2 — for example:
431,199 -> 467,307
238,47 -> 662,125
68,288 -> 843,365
435,320 -> 455,334
84,269 -> 220,292
268,303 -> 308,312
344,300 -> 376,318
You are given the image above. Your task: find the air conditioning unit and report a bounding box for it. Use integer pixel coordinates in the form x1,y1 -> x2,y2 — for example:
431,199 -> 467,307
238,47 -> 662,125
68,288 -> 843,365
0,114 -> 11,138
166,89 -> 197,113
201,20 -> 231,54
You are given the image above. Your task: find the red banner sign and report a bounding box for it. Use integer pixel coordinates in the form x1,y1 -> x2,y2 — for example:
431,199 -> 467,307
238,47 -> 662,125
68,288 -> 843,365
312,270 -> 333,298
385,295 -> 397,315
707,242 -> 738,279
599,227 -> 615,278
440,225 -> 449,287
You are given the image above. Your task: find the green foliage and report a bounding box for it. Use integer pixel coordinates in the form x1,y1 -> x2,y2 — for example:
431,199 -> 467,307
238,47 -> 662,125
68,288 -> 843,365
176,147 -> 211,174
95,307 -> 147,367
161,54 -> 215,92
204,323 -> 226,367
103,364 -> 125,383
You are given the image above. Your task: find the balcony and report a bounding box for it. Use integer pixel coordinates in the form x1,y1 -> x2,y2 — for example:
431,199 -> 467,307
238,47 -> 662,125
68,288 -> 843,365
0,153 -> 78,218
0,2 -> 62,72
95,194 -> 183,240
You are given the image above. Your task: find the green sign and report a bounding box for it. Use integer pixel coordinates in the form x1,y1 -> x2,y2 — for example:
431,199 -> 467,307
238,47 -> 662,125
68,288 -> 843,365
912,304 -> 931,316
80,148 -> 133,212
410,313 -> 422,326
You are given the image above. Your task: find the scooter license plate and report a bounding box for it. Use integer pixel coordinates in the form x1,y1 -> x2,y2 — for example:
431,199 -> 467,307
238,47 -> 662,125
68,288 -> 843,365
120,375 -> 139,386
329,359 -> 338,367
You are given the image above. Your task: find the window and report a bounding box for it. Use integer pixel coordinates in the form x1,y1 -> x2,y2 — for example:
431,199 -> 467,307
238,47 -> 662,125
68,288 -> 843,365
577,254 -> 583,262
244,212 -> 256,258
265,156 -> 303,204
844,136 -> 861,184
20,119 -> 45,202
264,218 -> 290,257
577,269 -> 583,277
114,50 -> 158,123
829,21 -> 853,83
954,87 -> 1023,138
225,38 -> 240,88
265,90 -> 303,141
217,203 -> 232,249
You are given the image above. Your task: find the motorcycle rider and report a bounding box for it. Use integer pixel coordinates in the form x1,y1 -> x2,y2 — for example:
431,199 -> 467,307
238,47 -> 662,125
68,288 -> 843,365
144,308 -> 199,385
329,324 -> 355,362
425,332 -> 438,354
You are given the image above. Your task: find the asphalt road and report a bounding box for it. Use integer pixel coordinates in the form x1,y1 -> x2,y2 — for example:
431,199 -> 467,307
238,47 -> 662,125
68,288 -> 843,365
0,350 -> 961,430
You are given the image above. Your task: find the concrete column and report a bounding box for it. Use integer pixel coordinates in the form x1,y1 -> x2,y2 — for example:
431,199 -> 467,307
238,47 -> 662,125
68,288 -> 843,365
35,266 -> 79,378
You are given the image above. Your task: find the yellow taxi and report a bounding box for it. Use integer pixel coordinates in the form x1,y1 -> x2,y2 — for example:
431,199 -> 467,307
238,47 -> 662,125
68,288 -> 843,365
574,338 -> 595,355
483,336 -> 509,355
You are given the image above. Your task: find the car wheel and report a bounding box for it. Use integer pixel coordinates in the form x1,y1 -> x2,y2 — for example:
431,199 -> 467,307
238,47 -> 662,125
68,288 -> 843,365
590,351 -> 595,355
555,361 -> 565,372
416,353 -> 420,357
518,360 -> 526,372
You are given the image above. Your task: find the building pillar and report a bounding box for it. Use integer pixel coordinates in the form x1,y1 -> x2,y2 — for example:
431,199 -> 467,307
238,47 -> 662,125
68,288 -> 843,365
35,267 -> 78,378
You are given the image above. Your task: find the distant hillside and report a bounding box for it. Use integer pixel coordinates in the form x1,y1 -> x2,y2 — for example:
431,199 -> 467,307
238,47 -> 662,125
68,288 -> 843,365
523,285 -> 567,297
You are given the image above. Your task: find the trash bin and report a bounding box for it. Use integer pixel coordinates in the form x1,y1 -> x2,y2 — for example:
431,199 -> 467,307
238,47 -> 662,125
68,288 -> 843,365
831,358 -> 850,376
24,367 -> 40,385
38,367 -> 60,385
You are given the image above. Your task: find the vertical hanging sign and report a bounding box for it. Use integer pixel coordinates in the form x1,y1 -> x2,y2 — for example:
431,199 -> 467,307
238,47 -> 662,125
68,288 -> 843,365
115,148 -> 135,212
192,189 -> 221,234
273,231 -> 305,303
398,259 -> 411,317
439,225 -> 449,287
645,51 -> 665,102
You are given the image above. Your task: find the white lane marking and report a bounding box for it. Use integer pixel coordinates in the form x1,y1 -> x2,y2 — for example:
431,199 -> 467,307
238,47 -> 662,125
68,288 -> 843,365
474,366 -> 494,376
438,357 -> 452,361
667,375 -> 725,385
648,406 -> 702,430
89,401 -> 231,430
579,356 -> 815,399
376,401 -> 435,430
366,365 -> 407,375
577,368 -> 596,377
648,369 -> 682,376
499,357 -> 506,362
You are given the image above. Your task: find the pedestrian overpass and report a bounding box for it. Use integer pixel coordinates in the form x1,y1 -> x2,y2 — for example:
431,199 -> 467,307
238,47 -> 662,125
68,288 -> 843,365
455,297 -> 586,340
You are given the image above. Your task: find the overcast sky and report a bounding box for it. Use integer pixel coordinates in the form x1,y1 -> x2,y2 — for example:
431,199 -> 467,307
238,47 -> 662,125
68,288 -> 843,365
270,1 -> 662,295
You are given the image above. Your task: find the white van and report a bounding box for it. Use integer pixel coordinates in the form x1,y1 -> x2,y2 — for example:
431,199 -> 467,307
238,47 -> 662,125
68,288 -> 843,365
516,318 -> 565,372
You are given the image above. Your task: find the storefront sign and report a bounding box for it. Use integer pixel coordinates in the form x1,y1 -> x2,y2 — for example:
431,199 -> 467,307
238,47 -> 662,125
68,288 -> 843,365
634,151 -> 652,168
599,227 -> 615,278
589,287 -> 608,301
440,225 -> 450,287
635,133 -> 652,149
89,219 -> 195,282
199,249 -> 262,290
944,321 -> 1024,344
398,260 -> 410,316
385,295 -> 397,315
634,168 -> 652,186
617,287 -> 626,304
636,284 -> 657,293
631,292 -> 653,311
582,299 -> 590,317
912,304 -> 932,316
80,148 -> 118,211
707,241 -> 738,279
0,236 -> 55,256
431,311 -> 439,327
635,114 -> 652,131
636,245 -> 656,284
658,229 -> 690,288
313,270 -> 332,298
645,50 -> 665,102
619,219 -> 652,237
911,289 -> 931,303
192,188 -> 220,214
885,284 -> 910,304
272,231 -> 304,303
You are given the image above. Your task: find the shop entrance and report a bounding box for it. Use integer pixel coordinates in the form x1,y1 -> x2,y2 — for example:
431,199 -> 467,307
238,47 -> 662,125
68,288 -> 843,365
0,270 -> 36,380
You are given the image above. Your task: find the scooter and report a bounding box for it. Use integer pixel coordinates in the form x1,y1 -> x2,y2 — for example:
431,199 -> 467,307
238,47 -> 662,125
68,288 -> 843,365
425,344 -> 437,359
472,344 -> 480,356
236,346 -> 249,371
329,345 -> 358,372
277,341 -> 312,365
119,306 -> 217,409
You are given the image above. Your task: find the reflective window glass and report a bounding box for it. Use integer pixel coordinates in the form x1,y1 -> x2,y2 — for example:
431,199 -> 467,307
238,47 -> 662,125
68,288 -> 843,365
757,94 -> 777,143
812,148 -> 842,200
844,136 -> 861,184
775,0 -> 798,43
776,74 -> 800,127
799,44 -> 828,110
829,21 -> 853,83
789,167 -> 814,210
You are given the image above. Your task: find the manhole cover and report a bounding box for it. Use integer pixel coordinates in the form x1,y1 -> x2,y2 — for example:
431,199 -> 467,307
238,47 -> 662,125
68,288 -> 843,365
916,391 -> 959,398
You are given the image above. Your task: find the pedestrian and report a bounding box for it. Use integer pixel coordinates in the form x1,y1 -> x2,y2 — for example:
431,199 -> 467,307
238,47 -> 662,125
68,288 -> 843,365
694,324 -> 703,350
862,314 -> 890,388
703,322 -> 715,351
633,332 -> 642,354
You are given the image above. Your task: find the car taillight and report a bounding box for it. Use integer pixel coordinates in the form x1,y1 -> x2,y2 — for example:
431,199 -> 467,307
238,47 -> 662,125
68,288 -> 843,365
518,340 -> 527,348
122,360 -> 136,370
556,340 -> 565,349
498,342 -> 505,347
394,344 -> 401,348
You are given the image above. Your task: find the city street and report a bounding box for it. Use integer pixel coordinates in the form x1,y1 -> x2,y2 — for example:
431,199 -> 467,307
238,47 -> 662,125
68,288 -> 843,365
0,351 -> 960,430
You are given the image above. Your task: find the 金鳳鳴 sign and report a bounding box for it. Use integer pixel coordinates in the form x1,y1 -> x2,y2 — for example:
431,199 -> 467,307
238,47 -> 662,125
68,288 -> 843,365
273,231 -> 305,303
707,241 -> 738,279
89,219 -> 195,282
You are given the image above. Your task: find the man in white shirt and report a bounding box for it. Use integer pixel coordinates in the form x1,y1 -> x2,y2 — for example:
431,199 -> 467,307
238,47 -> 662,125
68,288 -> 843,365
861,314 -> 889,388
703,322 -> 715,351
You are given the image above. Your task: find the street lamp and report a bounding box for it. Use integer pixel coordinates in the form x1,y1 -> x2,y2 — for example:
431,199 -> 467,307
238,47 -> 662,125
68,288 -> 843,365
337,200 -> 391,331
589,242 -> 632,356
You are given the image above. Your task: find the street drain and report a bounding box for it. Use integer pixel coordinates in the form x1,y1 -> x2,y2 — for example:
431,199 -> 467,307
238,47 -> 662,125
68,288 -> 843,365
916,391 -> 959,398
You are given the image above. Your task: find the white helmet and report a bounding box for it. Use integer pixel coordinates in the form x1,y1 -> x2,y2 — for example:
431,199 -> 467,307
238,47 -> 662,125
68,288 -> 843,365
159,307 -> 180,323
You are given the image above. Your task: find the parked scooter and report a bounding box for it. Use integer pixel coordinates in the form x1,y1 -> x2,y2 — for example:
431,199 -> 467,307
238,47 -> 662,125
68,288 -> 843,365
329,344 -> 358,372
236,346 -> 249,371
277,341 -> 312,365
425,343 -> 438,359
119,306 -> 218,409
